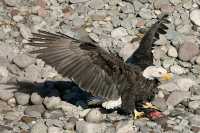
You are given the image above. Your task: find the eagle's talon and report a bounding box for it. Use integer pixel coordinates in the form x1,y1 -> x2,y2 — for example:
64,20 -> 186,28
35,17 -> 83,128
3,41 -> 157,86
143,102 -> 159,110
133,109 -> 144,119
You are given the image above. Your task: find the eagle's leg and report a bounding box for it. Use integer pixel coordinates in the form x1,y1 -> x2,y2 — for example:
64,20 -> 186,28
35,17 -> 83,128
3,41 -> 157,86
133,109 -> 144,119
142,102 -> 159,110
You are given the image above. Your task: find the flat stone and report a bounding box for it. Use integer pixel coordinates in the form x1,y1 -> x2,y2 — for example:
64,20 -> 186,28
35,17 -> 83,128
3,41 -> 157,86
170,65 -> 187,75
175,78 -> 196,91
69,0 -> 89,3
89,0 -> 105,9
43,110 -> 65,119
178,42 -> 199,61
48,126 -> 63,133
189,115 -> 200,127
152,98 -> 168,111
196,55 -> 200,65
24,64 -> 41,81
0,66 -> 9,83
85,108 -> 103,123
30,121 -> 47,133
76,120 -> 112,133
31,93 -> 43,105
153,0 -> 170,9
190,9 -> 200,26
15,92 -> 30,105
169,0 -> 181,5
166,91 -> 190,107
111,27 -> 128,38
188,100 -> 200,110
18,24 -> 32,39
0,100 -> 12,113
167,45 -> 178,57
0,91 -> 14,101
116,120 -> 135,133
13,54 -> 35,69
158,82 -> 179,92
46,119 -> 64,128
24,105 -> 46,117
4,111 -> 21,121
139,8 -> 153,19
43,96 -> 61,110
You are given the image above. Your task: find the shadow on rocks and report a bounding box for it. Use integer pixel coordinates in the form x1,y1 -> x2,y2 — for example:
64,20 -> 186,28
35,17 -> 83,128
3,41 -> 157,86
4,80 -> 94,108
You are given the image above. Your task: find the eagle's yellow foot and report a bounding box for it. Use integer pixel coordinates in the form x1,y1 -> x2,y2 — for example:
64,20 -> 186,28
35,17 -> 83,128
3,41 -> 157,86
133,109 -> 144,119
143,102 -> 159,110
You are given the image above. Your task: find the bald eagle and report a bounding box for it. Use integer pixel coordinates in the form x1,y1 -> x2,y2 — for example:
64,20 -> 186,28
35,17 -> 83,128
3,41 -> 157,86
26,14 -> 171,117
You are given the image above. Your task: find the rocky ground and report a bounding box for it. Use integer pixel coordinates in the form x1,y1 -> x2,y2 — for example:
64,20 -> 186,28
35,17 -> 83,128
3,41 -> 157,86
0,0 -> 200,133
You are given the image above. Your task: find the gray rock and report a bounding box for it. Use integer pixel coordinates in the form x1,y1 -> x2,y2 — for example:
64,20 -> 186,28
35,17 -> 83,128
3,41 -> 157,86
69,0 -> 89,3
4,111 -> 21,121
178,42 -> 199,61
89,0 -> 105,9
162,58 -> 175,69
196,55 -> 200,65
31,121 -> 47,133
58,101 -> 80,117
24,64 -> 41,81
18,24 -> 32,39
116,120 -> 136,133
176,24 -> 192,34
48,126 -> 63,133
139,8 -> 153,19
190,9 -> 200,27
72,16 -> 85,28
43,96 -> 61,110
152,98 -> 168,111
166,91 -> 190,107
158,82 -> 179,92
13,15 -> 24,22
188,100 -> 200,110
85,108 -> 103,123
191,65 -> 200,74
169,0 -> 181,5
13,54 -> 35,68
0,100 -> 12,113
111,27 -> 128,38
46,119 -> 64,128
24,105 -> 46,117
0,66 -> 9,83
64,119 -> 76,130
188,115 -> 200,127
89,33 -> 99,42
175,78 -> 196,91
4,0 -> 21,6
15,92 -> 30,105
153,0 -> 170,9
0,91 -> 14,101
170,65 -> 187,75
76,120 -> 112,133
31,93 -> 43,105
167,45 -> 178,58
7,64 -> 22,75
121,3 -> 134,14
43,110 -> 65,119
182,0 -> 192,9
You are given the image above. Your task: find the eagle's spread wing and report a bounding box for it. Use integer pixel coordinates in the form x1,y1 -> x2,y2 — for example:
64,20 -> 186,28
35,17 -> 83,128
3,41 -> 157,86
26,30 -> 130,100
126,14 -> 170,69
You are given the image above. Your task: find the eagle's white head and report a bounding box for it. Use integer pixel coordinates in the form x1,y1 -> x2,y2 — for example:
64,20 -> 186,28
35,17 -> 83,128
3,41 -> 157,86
143,66 -> 173,81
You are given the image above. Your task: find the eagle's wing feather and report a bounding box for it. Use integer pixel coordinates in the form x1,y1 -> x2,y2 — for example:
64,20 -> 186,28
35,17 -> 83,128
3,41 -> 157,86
26,31 -> 129,100
126,14 -> 170,69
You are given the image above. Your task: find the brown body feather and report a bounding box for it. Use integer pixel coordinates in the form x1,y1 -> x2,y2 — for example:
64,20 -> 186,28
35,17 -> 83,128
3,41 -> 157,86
26,14 -> 169,112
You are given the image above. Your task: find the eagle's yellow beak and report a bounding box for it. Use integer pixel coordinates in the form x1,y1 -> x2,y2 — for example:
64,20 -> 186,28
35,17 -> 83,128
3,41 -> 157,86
161,73 -> 173,81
